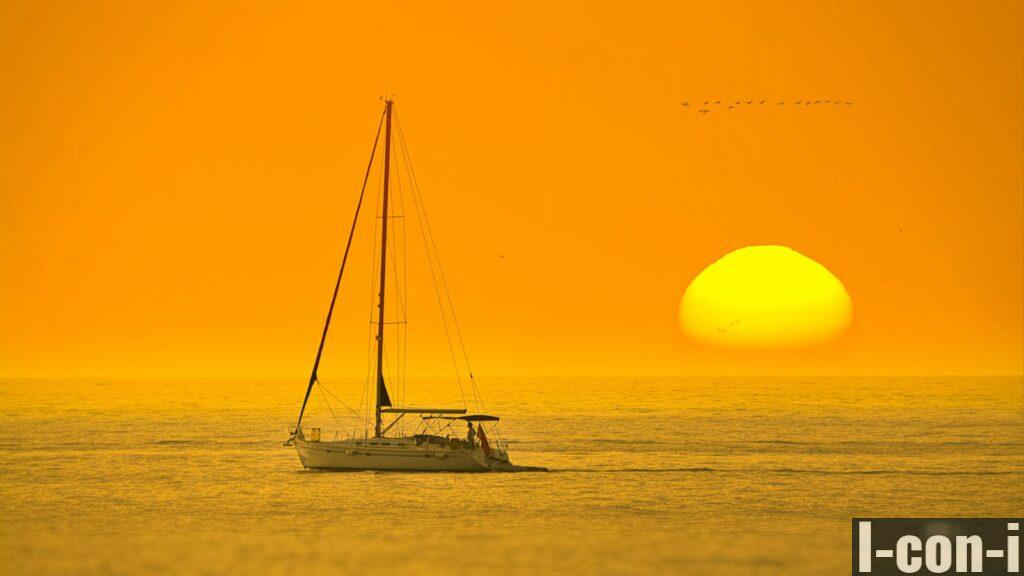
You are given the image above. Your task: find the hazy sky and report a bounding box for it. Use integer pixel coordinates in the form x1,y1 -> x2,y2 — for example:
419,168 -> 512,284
1,1 -> 1021,377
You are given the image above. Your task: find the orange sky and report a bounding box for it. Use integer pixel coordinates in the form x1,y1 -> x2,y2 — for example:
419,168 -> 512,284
1,1 -> 1021,377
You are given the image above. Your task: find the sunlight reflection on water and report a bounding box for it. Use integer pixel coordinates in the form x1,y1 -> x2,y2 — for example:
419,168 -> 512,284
1,376 -> 1021,575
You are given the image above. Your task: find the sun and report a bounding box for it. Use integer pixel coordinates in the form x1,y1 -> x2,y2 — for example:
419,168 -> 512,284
679,246 -> 852,349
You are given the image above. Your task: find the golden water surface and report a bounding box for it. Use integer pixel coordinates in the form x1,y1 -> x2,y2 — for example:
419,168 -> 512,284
1,376 -> 1021,575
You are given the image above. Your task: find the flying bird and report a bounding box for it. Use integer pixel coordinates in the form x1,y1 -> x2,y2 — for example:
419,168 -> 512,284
682,96 -> 853,111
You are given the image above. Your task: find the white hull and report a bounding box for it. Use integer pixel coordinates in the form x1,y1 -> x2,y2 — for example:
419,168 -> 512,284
294,438 -> 499,472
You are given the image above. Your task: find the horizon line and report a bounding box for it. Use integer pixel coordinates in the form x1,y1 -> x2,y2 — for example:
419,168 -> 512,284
2,372 -> 1022,380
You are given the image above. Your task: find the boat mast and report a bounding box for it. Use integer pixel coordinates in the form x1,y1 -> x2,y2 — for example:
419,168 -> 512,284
374,99 -> 395,437
293,109 -> 385,438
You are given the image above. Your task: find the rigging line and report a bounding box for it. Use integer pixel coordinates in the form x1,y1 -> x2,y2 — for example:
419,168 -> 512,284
394,112 -> 474,379
389,160 -> 410,321
393,112 -> 467,410
394,112 -> 482,410
354,348 -> 371,438
382,341 -> 399,410
317,382 -> 344,430
385,203 -> 401,406
318,380 -> 364,420
362,196 -> 381,375
294,109 -> 385,434
392,150 -> 409,410
394,128 -> 411,393
397,124 -> 468,411
357,311 -> 373,437
411,183 -> 467,411
404,230 -> 409,408
364,195 -> 381,435
401,257 -> 408,411
387,160 -> 401,406
358,130 -> 386,438
386,186 -> 407,346
390,150 -> 411,408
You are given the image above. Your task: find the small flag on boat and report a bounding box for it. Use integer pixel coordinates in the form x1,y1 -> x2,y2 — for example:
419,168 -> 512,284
477,425 -> 492,456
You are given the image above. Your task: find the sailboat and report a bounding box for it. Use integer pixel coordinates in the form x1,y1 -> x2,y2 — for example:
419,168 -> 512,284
285,99 -> 542,472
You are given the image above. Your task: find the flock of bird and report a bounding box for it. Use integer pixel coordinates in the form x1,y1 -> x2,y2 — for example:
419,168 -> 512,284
682,99 -> 854,114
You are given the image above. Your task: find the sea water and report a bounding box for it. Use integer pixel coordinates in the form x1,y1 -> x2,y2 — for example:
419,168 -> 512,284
1,376 -> 1021,575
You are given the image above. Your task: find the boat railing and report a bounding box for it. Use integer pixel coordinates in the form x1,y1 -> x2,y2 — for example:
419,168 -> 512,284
294,428 -> 388,442
292,424 -> 352,440
290,427 -> 328,442
293,428 -> 503,449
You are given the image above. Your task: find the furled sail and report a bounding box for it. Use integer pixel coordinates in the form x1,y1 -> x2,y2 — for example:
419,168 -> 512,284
377,375 -> 392,407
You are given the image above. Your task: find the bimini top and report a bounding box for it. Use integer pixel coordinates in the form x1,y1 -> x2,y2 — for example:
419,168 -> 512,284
422,414 -> 500,422
380,407 -> 467,414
